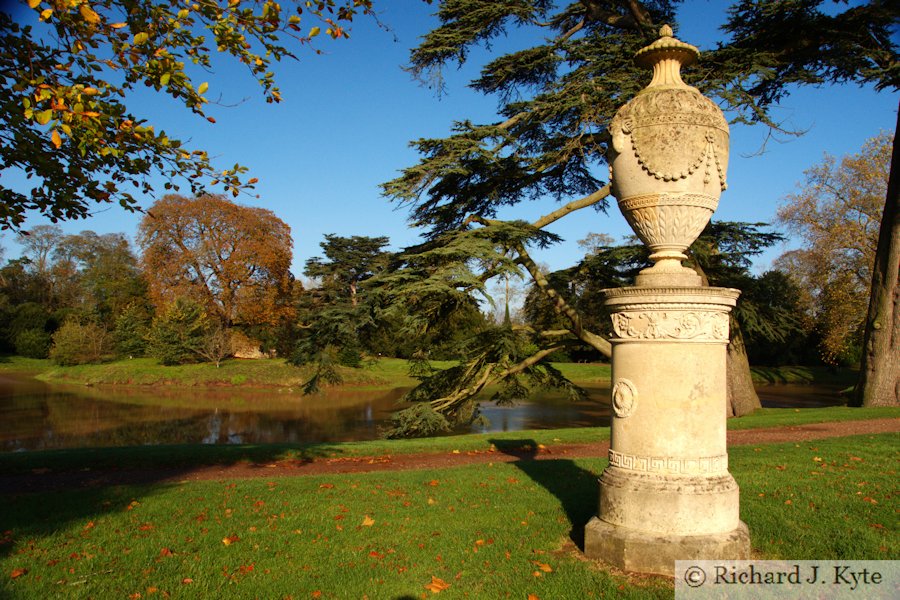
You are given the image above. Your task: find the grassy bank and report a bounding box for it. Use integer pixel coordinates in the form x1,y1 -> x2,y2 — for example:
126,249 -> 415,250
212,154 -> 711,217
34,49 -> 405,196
0,406 -> 896,475
3,357 -> 394,389
3,355 -> 855,390
749,365 -> 858,386
1,433 -> 895,598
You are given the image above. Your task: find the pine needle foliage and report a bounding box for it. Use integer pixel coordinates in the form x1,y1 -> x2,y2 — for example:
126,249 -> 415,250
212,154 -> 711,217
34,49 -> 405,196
380,0 -> 897,435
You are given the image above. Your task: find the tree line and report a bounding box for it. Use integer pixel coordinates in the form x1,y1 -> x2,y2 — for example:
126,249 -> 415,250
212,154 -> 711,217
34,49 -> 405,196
0,127 -> 889,399
1,0 -> 896,437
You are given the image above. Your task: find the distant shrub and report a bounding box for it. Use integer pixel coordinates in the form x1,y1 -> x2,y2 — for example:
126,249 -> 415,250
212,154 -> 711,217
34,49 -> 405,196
50,321 -> 111,366
114,303 -> 151,358
14,328 -> 52,358
337,345 -> 362,368
146,298 -> 209,365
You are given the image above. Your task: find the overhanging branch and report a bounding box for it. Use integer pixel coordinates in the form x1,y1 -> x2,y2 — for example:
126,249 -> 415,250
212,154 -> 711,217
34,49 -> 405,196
514,242 -> 612,357
532,185 -> 610,229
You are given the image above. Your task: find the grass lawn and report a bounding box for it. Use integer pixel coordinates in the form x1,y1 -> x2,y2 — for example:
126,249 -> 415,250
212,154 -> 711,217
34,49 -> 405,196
1,433 -> 895,598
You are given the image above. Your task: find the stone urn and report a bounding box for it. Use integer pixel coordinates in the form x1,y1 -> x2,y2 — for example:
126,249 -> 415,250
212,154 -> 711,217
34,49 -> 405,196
608,25 -> 729,286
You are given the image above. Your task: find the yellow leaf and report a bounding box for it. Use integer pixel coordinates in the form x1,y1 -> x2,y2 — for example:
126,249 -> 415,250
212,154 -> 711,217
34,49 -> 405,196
79,4 -> 100,24
40,8 -> 52,20
110,22 -> 127,29
197,82 -> 208,95
424,576 -> 450,593
35,109 -> 52,125
361,515 -> 375,527
27,0 -> 40,9
309,26 -> 320,37
133,32 -> 149,45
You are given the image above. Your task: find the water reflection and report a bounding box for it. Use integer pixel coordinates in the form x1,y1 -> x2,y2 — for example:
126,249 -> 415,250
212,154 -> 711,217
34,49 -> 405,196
0,372 -> 848,452
0,373 -> 411,451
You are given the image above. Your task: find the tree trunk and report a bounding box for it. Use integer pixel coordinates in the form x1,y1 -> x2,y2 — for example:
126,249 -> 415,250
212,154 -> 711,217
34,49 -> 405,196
726,318 -> 762,417
854,115 -> 900,407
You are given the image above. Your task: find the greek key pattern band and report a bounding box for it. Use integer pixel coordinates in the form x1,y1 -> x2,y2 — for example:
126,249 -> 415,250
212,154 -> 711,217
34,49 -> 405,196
608,449 -> 728,474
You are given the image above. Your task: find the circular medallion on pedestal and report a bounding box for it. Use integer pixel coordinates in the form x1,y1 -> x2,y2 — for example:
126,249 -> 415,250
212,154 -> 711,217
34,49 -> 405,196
612,379 -> 638,418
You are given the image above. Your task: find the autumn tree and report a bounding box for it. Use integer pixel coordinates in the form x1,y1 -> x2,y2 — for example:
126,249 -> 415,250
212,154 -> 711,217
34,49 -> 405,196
380,0 -> 898,435
138,194 -> 294,329
0,0 -> 373,230
777,132 -> 891,365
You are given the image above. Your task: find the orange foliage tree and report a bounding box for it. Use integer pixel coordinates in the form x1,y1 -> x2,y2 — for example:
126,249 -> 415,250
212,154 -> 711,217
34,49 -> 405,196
138,194 -> 294,328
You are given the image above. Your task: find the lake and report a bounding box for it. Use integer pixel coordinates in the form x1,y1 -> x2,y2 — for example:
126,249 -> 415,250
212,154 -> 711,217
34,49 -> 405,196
0,372 -> 849,452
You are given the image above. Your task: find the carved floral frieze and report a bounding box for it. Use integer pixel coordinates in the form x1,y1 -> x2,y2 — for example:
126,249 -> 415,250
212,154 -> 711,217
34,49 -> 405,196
610,309 -> 729,341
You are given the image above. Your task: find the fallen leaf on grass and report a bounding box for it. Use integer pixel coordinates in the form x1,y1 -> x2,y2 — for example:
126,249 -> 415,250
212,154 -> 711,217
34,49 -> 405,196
532,561 -> 553,572
426,480 -> 440,487
181,578 -> 193,584
159,548 -> 174,557
222,534 -> 240,546
311,592 -> 322,599
528,595 -> 540,600
424,576 -> 450,593
319,483 -> 335,489
10,568 -> 27,579
361,515 -> 375,527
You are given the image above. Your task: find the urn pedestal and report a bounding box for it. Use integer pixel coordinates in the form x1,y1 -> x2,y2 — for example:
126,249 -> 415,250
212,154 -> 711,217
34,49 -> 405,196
583,287 -> 750,575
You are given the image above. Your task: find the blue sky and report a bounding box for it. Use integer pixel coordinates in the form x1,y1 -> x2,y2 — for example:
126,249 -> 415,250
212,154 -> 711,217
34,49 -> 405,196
4,0 -> 898,280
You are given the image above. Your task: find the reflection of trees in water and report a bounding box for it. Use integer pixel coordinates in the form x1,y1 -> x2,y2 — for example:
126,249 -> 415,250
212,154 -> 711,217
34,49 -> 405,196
0,375 -> 413,450
0,374 -> 848,451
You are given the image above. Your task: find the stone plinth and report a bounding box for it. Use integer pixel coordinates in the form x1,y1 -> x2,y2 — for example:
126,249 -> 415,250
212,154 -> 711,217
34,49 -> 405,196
583,286 -> 750,575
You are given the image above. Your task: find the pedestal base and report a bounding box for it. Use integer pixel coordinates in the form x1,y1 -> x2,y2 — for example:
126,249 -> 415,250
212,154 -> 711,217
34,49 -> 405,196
584,517 -> 750,576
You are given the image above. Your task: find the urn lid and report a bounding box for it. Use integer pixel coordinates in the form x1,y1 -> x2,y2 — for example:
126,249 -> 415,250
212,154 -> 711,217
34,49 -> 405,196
634,25 -> 699,69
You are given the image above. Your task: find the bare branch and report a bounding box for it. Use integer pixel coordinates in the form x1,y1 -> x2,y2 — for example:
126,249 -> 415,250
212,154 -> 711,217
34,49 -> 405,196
532,185 -> 610,229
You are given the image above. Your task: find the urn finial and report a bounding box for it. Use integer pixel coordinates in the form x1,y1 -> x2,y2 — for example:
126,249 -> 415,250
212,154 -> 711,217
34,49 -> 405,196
607,25 -> 729,287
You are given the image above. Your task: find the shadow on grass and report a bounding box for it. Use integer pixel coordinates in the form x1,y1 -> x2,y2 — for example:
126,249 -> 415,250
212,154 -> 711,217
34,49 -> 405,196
488,438 -> 601,551
0,439 -> 346,562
